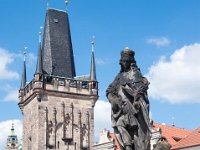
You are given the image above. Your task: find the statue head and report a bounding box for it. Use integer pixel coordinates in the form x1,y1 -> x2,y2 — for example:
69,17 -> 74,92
120,47 -> 136,72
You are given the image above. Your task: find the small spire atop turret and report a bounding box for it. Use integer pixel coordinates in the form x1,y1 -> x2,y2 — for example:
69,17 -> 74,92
35,27 -> 43,75
39,27 -> 43,43
90,35 -> 96,81
23,47 -> 27,61
20,47 -> 27,89
46,0 -> 49,10
172,116 -> 175,127
65,0 -> 69,12
11,122 -> 15,135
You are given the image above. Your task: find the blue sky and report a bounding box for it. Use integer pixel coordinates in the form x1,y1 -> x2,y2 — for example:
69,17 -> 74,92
0,0 -> 200,148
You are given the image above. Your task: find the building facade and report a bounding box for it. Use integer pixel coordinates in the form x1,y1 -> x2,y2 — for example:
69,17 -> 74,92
93,129 -> 120,150
18,2 -> 98,150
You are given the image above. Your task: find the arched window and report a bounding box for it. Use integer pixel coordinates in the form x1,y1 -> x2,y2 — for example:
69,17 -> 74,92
57,141 -> 60,149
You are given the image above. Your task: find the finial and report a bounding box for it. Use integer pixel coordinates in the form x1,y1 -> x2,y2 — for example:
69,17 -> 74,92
39,27 -> 43,43
70,102 -> 73,108
11,122 -> 14,130
172,116 -> 175,126
62,101 -> 65,107
46,0 -> 49,10
78,111 -> 82,119
92,35 -> 95,52
45,107 -> 48,113
24,47 -> 27,61
125,47 -> 129,50
65,0 -> 69,12
10,122 -> 15,135
53,107 -> 56,113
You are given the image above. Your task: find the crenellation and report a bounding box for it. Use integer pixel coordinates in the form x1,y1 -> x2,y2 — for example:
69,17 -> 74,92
19,75 -> 98,104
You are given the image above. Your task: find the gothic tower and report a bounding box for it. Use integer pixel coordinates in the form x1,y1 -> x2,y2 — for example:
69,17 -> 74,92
18,2 -> 98,150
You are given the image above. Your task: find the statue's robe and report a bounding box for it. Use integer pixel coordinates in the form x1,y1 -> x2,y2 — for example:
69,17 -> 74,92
107,67 -> 150,150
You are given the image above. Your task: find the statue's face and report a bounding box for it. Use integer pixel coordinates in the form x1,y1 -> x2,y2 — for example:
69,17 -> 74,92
120,56 -> 131,72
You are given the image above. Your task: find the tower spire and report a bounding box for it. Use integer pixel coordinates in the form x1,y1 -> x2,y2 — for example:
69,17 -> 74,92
90,36 -> 96,81
11,122 -> 15,135
35,27 -> 43,75
20,47 -> 27,89
92,35 -> 95,52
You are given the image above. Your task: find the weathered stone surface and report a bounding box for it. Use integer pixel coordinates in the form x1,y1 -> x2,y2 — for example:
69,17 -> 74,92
19,75 -> 98,150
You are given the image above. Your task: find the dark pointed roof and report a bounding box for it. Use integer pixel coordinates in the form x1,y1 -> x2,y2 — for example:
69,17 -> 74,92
42,8 -> 76,78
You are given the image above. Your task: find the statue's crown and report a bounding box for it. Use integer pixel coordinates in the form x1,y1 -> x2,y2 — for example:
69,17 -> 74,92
121,47 -> 135,58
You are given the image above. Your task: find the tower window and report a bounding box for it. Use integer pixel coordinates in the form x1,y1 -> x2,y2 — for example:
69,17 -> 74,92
54,19 -> 59,23
172,136 -> 181,142
57,141 -> 60,149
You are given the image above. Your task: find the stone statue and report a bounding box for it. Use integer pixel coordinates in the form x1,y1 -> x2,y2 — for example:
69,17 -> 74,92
106,47 -> 150,150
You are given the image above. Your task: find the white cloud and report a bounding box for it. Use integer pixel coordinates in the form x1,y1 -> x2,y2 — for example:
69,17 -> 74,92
0,119 -> 22,150
147,37 -> 170,47
0,48 -> 19,80
95,58 -> 112,65
3,89 -> 18,102
146,43 -> 200,104
96,58 -> 106,65
94,100 -> 112,142
0,84 -> 18,102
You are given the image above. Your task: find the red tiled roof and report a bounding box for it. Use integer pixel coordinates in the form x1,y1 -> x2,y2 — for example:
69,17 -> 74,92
153,123 -> 192,146
109,133 -> 120,150
171,127 -> 200,149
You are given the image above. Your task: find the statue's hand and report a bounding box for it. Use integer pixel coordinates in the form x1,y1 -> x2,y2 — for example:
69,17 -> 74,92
121,101 -> 136,114
134,101 -> 140,110
108,94 -> 122,110
121,103 -> 129,114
